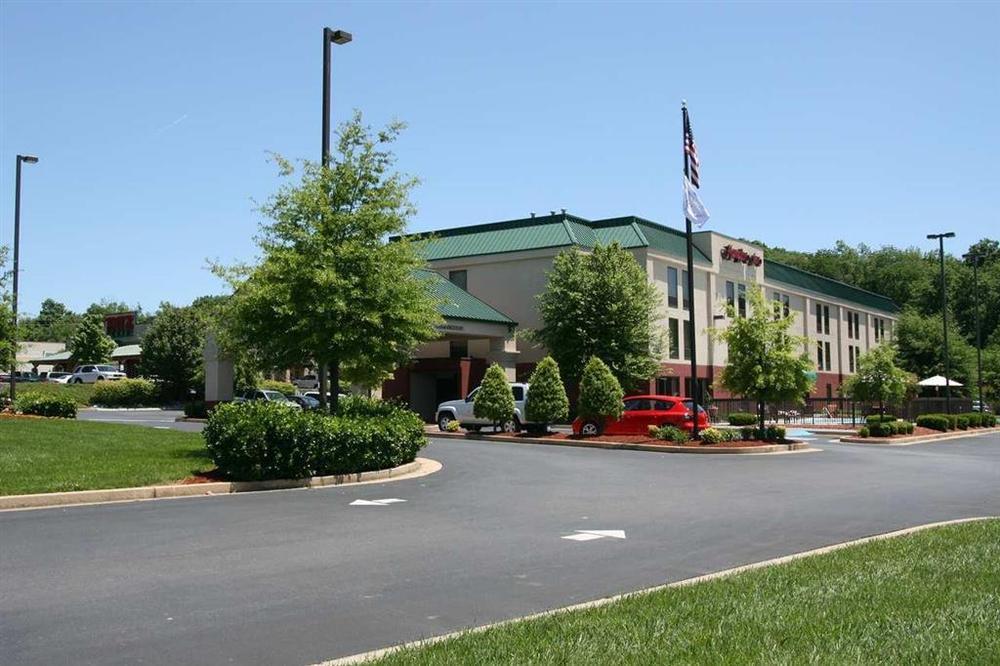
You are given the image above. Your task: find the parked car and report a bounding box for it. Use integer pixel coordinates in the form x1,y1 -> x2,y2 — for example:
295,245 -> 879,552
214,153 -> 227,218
45,372 -> 73,384
69,365 -> 127,384
435,382 -> 530,433
13,371 -> 41,382
972,400 -> 991,413
286,394 -> 321,411
303,390 -> 349,403
234,389 -> 302,409
292,374 -> 320,390
572,395 -> 709,436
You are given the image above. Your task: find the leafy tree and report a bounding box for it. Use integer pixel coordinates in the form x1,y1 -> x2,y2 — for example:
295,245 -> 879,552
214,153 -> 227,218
67,314 -> 116,364
709,285 -> 815,431
534,243 -> 662,388
524,356 -> 569,429
214,113 -> 442,412
474,363 -> 515,431
0,247 -> 15,372
139,304 -> 204,399
18,298 -> 80,342
577,356 -> 624,423
844,344 -> 915,416
895,308 -> 976,386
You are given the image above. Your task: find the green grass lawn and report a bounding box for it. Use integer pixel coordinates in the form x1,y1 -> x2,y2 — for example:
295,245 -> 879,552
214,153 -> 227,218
0,418 -> 212,495
375,520 -> 1000,665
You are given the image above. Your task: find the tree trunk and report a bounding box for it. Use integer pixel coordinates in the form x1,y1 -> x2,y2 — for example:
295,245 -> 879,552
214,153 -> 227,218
330,358 -> 340,414
318,364 -> 328,412
758,399 -> 766,433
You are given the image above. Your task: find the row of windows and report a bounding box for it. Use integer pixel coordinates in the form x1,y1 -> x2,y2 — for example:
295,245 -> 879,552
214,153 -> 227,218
873,317 -> 888,342
815,304 -> 831,335
772,291 -> 791,319
654,376 -> 707,399
725,281 -> 748,318
816,341 -> 832,371
667,318 -> 693,360
846,311 -> 862,340
666,267 -> 691,310
848,345 -> 862,373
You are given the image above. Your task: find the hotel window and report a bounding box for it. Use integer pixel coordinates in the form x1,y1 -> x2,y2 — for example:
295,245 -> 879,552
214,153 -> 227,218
815,303 -> 823,333
847,312 -> 854,339
683,320 -> 693,360
824,306 -> 830,335
656,376 -> 680,396
854,312 -> 861,339
825,342 -> 832,371
817,341 -> 824,370
668,318 -> 680,359
726,281 -> 735,308
849,345 -> 855,372
772,292 -> 790,319
738,283 -> 747,318
682,270 -> 690,310
667,267 -> 678,308
448,270 -> 467,291
873,317 -> 886,342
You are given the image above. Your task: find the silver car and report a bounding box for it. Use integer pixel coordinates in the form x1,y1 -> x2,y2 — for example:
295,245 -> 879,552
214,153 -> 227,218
435,382 -> 530,433
69,364 -> 127,384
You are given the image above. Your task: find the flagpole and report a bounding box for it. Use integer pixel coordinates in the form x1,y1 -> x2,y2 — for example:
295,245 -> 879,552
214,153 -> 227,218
682,101 -> 700,439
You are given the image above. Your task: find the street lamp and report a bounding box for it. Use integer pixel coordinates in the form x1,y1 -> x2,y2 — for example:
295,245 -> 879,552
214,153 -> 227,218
317,27 -> 351,412
10,154 -> 40,402
963,251 -> 984,414
927,232 -> 956,414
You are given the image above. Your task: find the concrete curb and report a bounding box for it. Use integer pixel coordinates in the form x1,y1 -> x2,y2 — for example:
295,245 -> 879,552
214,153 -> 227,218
315,515 -> 997,666
0,458 -> 440,512
453,432 -> 809,454
840,426 -> 1000,446
175,416 -> 208,423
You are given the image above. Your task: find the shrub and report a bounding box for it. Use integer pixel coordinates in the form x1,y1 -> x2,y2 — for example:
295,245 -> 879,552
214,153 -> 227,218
956,415 -> 969,430
203,401 -> 426,481
258,379 -> 297,395
983,414 -> 997,427
727,412 -> 757,426
184,401 -> 209,419
858,426 -> 870,438
577,357 -> 624,422
916,414 -> 950,431
337,395 -> 404,418
474,363 -> 516,429
14,393 -> 77,418
965,413 -> 982,428
740,426 -> 756,441
90,378 -> 160,407
699,427 -> 725,444
865,414 -> 896,425
16,382 -> 95,406
763,425 -> 785,442
902,421 -> 915,434
445,419 -> 461,433
654,425 -> 690,443
869,422 -> 895,437
524,356 -> 569,427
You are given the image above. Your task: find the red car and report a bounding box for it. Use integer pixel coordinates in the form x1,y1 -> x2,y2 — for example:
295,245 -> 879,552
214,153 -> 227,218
572,395 -> 709,436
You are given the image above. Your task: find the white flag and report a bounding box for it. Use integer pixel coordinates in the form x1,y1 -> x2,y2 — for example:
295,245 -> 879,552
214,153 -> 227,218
683,175 -> 710,227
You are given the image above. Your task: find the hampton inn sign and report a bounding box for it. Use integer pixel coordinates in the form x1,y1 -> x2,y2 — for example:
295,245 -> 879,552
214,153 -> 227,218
720,244 -> 763,267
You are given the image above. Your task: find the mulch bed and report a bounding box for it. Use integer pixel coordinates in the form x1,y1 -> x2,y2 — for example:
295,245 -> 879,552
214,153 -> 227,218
860,425 -> 994,440
181,470 -> 227,484
510,431 -> 785,448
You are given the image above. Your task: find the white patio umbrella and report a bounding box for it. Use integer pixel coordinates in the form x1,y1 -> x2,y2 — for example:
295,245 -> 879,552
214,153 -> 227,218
918,375 -> 963,387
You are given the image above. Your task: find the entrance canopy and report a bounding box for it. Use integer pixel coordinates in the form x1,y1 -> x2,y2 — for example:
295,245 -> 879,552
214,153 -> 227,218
918,375 -> 963,387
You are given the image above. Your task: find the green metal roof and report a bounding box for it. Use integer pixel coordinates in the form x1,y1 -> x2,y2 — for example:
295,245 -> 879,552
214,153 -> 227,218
419,270 -> 516,326
764,260 -> 899,314
29,350 -> 73,363
415,213 -> 587,261
111,344 -> 142,358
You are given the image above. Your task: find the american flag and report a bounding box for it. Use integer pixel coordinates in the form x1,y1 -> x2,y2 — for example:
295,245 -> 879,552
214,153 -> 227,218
684,111 -> 700,188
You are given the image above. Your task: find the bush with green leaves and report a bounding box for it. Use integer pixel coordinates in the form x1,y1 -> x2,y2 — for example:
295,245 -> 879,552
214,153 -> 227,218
727,412 -> 757,426
577,357 -> 624,423
983,414 -> 997,427
965,413 -> 982,428
474,363 -> 516,430
444,419 -> 461,433
916,414 -> 951,431
858,426 -> 870,438
865,414 -> 897,425
740,426 -> 756,440
956,415 -> 969,430
14,393 -> 77,418
90,378 -> 160,407
524,357 -> 569,428
203,401 -> 425,481
652,424 -> 690,443
902,421 -> 915,434
699,427 -> 725,444
258,379 -> 297,395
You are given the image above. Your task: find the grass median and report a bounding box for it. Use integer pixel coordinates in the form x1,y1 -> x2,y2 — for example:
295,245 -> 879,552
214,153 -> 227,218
375,519 -> 1000,665
0,418 -> 211,495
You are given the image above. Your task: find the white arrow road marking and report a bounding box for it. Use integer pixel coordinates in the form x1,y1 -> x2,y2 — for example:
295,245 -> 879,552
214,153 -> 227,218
562,529 -> 627,541
349,498 -> 407,506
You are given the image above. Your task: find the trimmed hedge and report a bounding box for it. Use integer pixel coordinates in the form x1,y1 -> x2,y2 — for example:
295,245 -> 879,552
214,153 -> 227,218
699,427 -> 725,444
203,401 -> 426,481
916,414 -> 951,431
727,412 -> 757,426
14,393 -> 78,418
90,379 -> 160,407
915,413 -> 995,432
652,425 -> 690,443
858,426 -> 870,438
865,414 -> 897,425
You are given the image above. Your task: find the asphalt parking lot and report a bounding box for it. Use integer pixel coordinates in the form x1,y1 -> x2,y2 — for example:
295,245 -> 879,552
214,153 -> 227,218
77,408 -> 204,432
2,429 -> 998,666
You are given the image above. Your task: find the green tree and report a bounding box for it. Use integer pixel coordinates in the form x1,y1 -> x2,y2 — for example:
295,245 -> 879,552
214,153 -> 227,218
139,304 -> 204,399
18,298 -> 81,342
895,308 -> 976,386
0,247 -> 15,372
67,314 -> 116,364
534,243 -> 662,388
710,285 -> 815,431
524,356 -> 569,430
844,344 -> 915,416
214,113 -> 442,412
577,356 -> 624,426
474,363 -> 515,431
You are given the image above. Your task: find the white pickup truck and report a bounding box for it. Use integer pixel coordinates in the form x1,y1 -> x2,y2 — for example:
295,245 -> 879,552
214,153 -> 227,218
435,382 -> 530,433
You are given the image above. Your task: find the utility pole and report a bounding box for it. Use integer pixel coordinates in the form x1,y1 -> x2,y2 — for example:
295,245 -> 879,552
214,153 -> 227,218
9,154 -> 39,402
927,232 -> 955,414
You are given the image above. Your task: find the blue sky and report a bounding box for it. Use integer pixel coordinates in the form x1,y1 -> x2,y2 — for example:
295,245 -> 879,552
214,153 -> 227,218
2,2 -> 997,315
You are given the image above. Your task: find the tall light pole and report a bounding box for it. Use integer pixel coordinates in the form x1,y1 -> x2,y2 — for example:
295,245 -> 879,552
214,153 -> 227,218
317,27 -> 351,412
10,154 -> 40,402
963,251 -> 984,412
927,232 -> 955,414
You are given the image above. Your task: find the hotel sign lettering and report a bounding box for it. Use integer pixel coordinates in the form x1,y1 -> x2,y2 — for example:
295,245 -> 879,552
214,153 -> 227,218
720,244 -> 762,267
